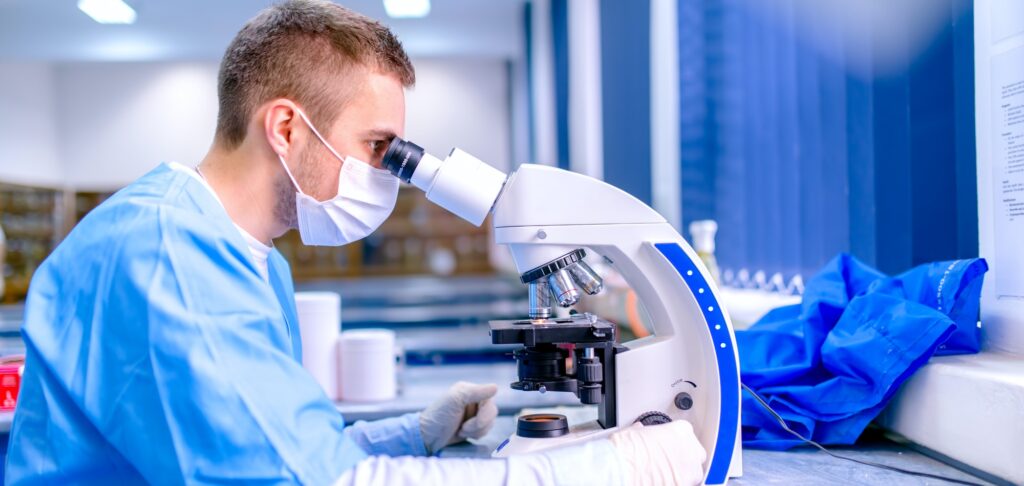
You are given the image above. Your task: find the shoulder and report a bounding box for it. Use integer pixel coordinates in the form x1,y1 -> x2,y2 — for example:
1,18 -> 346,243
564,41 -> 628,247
268,248 -> 295,288
59,165 -> 249,276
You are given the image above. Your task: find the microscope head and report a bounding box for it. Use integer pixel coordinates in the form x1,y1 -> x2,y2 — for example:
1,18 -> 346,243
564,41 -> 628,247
380,137 -> 507,226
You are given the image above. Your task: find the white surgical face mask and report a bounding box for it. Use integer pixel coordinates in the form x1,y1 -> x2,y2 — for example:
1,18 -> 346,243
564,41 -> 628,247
278,109 -> 399,246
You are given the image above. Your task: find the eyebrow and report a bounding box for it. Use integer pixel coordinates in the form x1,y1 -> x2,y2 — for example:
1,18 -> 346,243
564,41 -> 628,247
363,129 -> 398,140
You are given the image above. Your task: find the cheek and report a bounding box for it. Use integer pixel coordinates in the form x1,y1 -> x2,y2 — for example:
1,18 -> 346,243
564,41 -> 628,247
295,146 -> 339,200
316,156 -> 342,198
339,142 -> 374,163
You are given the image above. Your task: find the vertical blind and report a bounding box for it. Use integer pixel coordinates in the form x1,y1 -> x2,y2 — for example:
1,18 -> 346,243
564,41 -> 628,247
679,0 -> 978,288
533,0 -> 976,288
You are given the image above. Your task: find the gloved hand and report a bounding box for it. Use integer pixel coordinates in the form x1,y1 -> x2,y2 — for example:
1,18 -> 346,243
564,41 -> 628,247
419,381 -> 499,454
608,420 -> 707,486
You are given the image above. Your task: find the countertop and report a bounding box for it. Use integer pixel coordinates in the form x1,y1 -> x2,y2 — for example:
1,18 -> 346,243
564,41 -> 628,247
444,413 -> 995,485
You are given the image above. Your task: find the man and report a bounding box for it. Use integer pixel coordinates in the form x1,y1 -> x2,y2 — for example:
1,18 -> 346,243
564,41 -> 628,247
6,1 -> 705,484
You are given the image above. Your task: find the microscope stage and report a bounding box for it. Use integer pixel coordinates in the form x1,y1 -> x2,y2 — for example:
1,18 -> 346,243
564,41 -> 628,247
489,314 -> 616,347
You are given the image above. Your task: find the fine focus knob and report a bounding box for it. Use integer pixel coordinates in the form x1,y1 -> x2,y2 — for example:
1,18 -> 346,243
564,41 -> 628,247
635,411 -> 673,426
577,359 -> 603,383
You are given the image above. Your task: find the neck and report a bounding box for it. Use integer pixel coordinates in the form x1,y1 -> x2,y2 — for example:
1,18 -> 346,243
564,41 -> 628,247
197,143 -> 287,245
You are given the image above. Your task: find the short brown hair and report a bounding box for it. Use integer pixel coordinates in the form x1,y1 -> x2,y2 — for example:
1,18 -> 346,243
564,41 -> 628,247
215,0 -> 415,149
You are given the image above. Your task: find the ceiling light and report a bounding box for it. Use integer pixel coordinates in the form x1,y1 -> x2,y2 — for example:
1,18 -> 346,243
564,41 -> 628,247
383,0 -> 430,18
78,0 -> 137,25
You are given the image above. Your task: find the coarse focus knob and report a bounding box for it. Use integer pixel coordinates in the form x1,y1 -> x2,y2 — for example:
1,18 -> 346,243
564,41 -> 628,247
577,359 -> 603,383
635,411 -> 673,426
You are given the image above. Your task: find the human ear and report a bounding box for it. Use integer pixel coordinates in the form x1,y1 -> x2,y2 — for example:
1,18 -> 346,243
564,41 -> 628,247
263,99 -> 300,158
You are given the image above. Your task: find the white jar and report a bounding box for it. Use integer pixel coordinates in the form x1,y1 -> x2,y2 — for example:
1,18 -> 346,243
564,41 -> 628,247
338,329 -> 398,402
295,291 -> 341,400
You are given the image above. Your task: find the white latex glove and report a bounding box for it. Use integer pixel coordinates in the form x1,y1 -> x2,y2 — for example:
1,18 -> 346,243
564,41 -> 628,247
608,420 -> 707,486
419,381 -> 499,454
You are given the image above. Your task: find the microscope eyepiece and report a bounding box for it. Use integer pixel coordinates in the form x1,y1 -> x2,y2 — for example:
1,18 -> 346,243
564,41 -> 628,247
381,137 -> 425,183
379,136 -> 508,226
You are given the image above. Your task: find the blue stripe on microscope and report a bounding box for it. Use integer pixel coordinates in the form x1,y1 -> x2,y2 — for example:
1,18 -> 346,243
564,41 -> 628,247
654,242 -> 738,485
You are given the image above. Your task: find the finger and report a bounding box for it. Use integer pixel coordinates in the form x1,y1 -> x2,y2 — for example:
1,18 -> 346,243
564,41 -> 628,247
461,383 -> 499,403
463,402 -> 478,422
458,415 -> 491,439
477,397 -> 498,422
459,398 -> 498,438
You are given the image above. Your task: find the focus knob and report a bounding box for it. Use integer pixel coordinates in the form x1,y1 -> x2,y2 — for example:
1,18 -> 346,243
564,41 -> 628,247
577,359 -> 603,383
635,411 -> 672,426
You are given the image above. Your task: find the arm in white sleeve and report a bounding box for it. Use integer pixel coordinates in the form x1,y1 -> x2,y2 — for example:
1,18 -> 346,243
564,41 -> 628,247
344,413 -> 429,457
333,439 -> 625,486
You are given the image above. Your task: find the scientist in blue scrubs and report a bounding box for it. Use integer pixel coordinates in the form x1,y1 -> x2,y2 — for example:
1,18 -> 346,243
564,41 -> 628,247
5,1 -> 705,484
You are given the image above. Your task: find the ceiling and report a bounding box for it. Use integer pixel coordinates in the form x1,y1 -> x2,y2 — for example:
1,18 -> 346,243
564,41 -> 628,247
0,0 -> 526,62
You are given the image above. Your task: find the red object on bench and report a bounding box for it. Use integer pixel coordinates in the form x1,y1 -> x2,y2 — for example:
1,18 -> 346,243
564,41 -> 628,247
0,355 -> 25,412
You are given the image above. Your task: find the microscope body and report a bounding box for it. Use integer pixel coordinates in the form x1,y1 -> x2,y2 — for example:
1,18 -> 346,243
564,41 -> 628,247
378,138 -> 741,485
489,165 -> 742,485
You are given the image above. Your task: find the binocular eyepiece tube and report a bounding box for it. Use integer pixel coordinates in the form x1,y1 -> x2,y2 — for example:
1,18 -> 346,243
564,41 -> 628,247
381,137 -> 508,227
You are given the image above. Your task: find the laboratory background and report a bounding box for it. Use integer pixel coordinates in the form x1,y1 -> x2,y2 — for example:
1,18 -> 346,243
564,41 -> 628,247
0,0 -> 1022,484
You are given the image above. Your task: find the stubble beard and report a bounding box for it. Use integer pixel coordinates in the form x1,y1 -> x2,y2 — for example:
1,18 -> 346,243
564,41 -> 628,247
273,171 -> 298,230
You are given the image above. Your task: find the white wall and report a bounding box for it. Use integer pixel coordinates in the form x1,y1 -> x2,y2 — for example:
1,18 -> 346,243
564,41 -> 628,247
0,58 -> 513,190
55,62 -> 220,190
404,58 -> 512,173
976,0 -> 1024,356
529,0 -> 559,167
567,0 -> 604,180
0,63 -> 63,187
650,0 -> 682,231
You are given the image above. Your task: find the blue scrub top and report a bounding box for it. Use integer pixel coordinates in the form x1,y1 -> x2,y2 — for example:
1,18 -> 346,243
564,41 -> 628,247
4,163 -> 391,484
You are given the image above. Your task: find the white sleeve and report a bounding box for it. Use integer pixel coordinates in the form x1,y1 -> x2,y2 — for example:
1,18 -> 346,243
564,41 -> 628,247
333,439 -> 626,486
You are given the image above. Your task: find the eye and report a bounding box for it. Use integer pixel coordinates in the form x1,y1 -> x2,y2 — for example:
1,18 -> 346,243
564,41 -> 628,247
368,140 -> 387,153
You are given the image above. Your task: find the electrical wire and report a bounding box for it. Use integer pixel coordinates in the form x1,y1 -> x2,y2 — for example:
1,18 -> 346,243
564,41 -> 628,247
741,383 -> 985,486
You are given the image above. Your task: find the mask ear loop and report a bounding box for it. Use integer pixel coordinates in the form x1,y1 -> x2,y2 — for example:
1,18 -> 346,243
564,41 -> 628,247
295,108 -> 349,163
277,154 -> 304,193
277,107 -> 348,195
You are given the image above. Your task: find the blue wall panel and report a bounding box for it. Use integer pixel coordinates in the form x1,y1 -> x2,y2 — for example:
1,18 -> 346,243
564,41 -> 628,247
600,0 -> 652,204
679,0 -> 977,281
551,0 -> 570,170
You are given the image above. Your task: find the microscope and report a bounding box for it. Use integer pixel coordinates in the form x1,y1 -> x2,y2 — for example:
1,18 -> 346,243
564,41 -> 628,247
382,139 -> 742,485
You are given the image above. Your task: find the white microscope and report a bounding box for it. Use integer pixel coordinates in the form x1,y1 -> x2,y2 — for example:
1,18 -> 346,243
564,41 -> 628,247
381,138 -> 743,485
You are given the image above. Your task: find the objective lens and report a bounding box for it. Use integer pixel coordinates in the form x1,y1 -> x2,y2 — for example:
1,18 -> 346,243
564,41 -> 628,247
529,280 -> 553,319
547,268 -> 580,307
567,261 -> 604,295
381,137 -> 425,183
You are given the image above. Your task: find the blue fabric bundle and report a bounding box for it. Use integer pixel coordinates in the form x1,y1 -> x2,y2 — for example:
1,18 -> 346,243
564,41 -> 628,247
737,254 -> 987,449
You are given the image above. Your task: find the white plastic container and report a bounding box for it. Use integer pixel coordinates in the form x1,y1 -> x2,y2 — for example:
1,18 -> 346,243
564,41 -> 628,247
338,329 -> 398,402
295,291 -> 341,400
